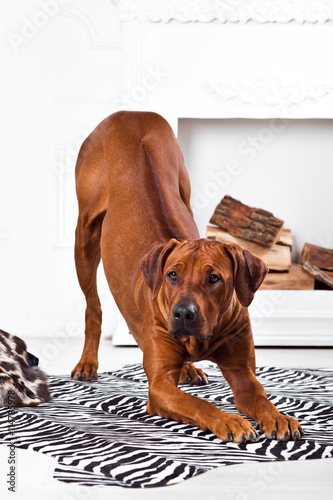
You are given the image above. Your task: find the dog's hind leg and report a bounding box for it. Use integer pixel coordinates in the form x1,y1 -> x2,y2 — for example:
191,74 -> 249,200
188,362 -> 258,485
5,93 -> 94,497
71,210 -> 105,380
71,134 -> 108,381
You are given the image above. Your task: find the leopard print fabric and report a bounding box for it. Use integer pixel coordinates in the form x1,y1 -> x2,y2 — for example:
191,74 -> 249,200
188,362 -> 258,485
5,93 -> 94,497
0,329 -> 51,407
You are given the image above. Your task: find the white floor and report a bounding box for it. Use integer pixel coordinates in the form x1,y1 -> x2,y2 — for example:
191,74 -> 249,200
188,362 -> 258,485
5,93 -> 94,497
1,338 -> 333,500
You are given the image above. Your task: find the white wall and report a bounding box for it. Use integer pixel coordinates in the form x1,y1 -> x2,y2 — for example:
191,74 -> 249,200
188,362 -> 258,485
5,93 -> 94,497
0,0 -> 123,339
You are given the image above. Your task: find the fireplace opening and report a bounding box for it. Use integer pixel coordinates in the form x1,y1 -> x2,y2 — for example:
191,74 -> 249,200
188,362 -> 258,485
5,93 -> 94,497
178,118 -> 333,263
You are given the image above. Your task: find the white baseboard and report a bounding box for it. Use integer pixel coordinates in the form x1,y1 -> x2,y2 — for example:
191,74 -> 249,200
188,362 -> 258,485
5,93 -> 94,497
112,313 -> 138,346
250,290 -> 333,346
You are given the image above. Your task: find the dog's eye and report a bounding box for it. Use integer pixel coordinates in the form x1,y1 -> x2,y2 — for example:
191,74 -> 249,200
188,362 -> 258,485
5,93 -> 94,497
209,274 -> 220,284
167,271 -> 178,282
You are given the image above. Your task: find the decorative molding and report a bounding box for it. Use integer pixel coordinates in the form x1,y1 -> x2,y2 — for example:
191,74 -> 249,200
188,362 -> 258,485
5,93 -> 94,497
53,146 -> 78,249
113,0 -> 333,24
122,22 -> 148,95
59,6 -> 122,49
204,72 -> 333,107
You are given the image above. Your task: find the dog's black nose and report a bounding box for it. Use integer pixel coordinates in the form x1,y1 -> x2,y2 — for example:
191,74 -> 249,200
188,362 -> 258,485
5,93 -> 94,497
172,303 -> 197,324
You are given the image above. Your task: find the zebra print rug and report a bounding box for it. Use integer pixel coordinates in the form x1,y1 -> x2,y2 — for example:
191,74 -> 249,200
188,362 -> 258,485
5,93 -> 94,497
1,363 -> 333,488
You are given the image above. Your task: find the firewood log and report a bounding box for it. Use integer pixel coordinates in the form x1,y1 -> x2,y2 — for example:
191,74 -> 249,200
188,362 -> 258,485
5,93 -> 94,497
301,243 -> 333,271
210,195 -> 284,247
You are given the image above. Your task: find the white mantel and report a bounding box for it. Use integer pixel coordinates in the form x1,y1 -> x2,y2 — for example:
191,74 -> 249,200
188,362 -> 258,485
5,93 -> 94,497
113,0 -> 333,134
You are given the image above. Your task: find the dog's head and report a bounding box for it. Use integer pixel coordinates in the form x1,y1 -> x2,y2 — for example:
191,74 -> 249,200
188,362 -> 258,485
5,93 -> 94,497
140,239 -> 267,342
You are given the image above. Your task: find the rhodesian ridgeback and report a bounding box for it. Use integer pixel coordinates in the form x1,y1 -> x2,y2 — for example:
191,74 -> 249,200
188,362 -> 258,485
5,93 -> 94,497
71,110 -> 303,443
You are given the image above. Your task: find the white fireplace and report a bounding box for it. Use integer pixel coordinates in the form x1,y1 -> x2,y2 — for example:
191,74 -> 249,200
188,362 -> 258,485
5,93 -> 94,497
112,0 -> 333,345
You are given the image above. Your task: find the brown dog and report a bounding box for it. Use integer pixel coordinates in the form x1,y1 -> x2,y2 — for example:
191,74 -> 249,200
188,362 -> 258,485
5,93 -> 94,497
71,110 -> 303,443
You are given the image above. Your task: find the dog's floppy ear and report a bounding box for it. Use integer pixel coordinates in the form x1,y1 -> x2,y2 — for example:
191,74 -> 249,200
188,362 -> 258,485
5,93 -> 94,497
224,243 -> 268,307
140,239 -> 180,299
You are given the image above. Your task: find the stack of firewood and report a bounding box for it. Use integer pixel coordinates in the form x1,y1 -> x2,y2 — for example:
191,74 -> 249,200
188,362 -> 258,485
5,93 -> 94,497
207,195 -> 333,290
301,244 -> 333,290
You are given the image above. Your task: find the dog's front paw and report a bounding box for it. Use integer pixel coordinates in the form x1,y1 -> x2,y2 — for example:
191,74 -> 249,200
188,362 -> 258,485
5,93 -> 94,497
71,358 -> 98,381
212,414 -> 258,444
179,363 -> 208,385
256,413 -> 303,441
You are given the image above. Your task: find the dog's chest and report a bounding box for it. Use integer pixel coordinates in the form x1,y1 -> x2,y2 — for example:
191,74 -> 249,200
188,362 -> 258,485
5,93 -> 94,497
180,336 -> 210,361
